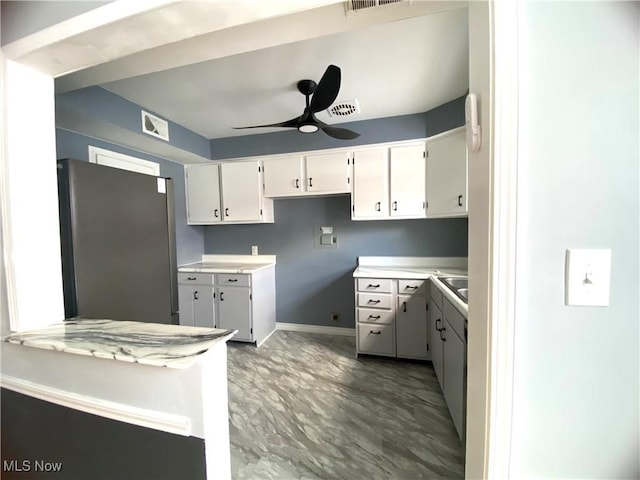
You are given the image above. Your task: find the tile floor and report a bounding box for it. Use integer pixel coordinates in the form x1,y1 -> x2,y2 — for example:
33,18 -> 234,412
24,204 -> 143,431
227,330 -> 464,480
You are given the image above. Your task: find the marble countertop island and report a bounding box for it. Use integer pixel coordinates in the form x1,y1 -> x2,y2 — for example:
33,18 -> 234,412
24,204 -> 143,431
3,319 -> 235,369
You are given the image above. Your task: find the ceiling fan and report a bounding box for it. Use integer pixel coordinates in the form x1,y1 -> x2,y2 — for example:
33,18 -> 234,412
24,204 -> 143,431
233,65 -> 360,140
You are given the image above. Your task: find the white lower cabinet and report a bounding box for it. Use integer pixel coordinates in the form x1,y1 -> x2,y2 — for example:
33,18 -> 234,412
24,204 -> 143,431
216,284 -> 252,341
429,279 -> 467,441
178,273 -> 215,327
178,267 -> 276,345
355,277 -> 428,360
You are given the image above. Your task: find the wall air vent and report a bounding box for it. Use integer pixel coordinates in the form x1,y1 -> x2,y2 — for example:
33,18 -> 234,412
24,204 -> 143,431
344,0 -> 408,14
327,99 -> 361,118
141,110 -> 169,141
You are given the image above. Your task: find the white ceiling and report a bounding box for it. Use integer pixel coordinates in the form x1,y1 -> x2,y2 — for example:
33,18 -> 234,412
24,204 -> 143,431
95,6 -> 469,140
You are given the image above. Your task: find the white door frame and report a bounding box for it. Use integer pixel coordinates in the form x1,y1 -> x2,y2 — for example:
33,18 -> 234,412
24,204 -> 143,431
1,1 -> 522,477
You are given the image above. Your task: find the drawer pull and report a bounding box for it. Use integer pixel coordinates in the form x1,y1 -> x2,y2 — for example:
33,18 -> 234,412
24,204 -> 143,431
367,299 -> 381,304
368,315 -> 381,320
369,330 -> 382,335
367,284 -> 380,288
405,285 -> 419,290
187,277 -> 197,281
227,279 -> 238,283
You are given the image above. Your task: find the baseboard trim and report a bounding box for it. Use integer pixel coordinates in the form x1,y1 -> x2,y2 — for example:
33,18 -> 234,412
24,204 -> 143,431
276,323 -> 355,337
256,327 -> 277,347
1,375 -> 191,436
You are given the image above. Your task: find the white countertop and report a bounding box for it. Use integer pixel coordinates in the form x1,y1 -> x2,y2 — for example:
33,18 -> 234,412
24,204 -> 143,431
3,319 -> 235,369
354,256 -> 468,316
179,254 -> 276,274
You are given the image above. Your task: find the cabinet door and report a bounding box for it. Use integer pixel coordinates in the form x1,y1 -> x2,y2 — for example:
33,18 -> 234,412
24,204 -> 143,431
389,144 -> 426,217
193,285 -> 215,328
352,148 -> 389,219
263,155 -> 304,196
429,301 -> 445,391
426,129 -> 468,217
186,164 -> 221,224
443,319 -> 465,440
178,285 -> 194,326
305,151 -> 350,194
220,161 -> 263,222
217,287 -> 252,341
396,294 -> 428,359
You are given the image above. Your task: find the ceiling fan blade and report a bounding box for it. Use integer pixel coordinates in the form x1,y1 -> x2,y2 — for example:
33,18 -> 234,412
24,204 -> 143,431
309,65 -> 341,113
233,116 -> 300,130
319,124 -> 360,140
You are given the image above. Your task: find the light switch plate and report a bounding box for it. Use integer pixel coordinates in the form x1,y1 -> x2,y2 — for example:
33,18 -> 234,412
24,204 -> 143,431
565,249 -> 612,306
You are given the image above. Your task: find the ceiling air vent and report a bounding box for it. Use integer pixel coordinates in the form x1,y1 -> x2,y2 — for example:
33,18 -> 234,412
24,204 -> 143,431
327,99 -> 361,119
344,0 -> 408,14
141,110 -> 169,141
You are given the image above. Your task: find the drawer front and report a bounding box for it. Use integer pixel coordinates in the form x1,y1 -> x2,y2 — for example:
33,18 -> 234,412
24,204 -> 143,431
216,274 -> 251,287
178,273 -> 214,285
444,298 -> 466,341
398,279 -> 427,296
429,279 -> 443,309
357,308 -> 394,325
357,278 -> 392,293
358,323 -> 395,356
357,293 -> 393,310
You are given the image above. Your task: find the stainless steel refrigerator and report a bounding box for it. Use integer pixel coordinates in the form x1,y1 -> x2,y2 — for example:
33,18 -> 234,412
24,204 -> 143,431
57,159 -> 179,324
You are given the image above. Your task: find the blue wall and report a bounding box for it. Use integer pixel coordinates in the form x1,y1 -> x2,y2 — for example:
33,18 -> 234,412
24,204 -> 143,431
56,87 -> 212,159
205,95 -> 468,328
55,128 -> 204,266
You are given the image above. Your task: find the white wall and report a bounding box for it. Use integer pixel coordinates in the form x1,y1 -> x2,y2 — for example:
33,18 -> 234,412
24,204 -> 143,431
510,2 -> 639,478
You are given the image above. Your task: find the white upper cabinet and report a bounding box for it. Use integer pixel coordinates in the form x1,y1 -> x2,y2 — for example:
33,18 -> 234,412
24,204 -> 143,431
185,164 -> 221,224
185,161 -> 273,225
262,151 -> 350,197
426,128 -> 468,218
389,143 -> 427,218
262,155 -> 304,196
305,151 -> 350,194
220,161 -> 264,222
351,147 -> 389,219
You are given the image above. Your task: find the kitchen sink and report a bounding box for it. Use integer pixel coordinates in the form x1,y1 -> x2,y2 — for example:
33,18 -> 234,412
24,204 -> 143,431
438,276 -> 469,304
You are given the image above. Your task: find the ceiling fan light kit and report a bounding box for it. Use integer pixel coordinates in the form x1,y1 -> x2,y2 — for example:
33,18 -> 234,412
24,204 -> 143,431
233,65 -> 360,140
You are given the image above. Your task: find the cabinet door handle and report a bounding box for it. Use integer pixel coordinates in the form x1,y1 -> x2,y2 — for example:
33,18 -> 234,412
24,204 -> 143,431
368,315 -> 381,320
367,299 -> 381,304
402,301 -> 407,312
224,208 -> 229,217
193,290 -> 199,300
435,318 -> 442,331
392,201 -> 398,211
375,201 -> 381,211
369,330 -> 381,335
214,209 -> 219,218
458,195 -> 463,207
308,177 -> 313,188
220,291 -> 224,301
367,284 -> 380,288
295,178 -> 299,189
187,277 -> 196,281
440,327 -> 447,341
227,278 -> 238,283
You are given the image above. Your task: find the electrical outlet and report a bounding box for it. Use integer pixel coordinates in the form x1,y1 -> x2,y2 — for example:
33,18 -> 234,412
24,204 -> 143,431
331,313 -> 339,322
